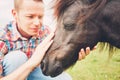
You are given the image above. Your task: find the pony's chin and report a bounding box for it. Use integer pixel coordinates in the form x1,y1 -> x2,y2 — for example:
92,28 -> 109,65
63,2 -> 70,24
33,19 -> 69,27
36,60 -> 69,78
42,71 -> 62,77
50,74 -> 59,77
41,67 -> 63,77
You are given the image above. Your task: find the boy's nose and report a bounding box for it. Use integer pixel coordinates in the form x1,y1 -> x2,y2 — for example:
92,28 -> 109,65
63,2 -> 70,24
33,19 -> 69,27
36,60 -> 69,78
33,18 -> 42,26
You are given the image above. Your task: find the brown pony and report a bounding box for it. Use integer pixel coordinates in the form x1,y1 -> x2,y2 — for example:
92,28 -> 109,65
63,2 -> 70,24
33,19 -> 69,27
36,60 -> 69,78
41,0 -> 120,77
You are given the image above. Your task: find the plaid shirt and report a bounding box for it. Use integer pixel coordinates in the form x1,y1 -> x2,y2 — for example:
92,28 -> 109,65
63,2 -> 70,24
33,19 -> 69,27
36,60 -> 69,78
0,21 -> 50,75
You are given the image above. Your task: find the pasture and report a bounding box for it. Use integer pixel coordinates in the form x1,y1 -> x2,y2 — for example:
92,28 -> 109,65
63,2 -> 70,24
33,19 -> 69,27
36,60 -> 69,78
67,43 -> 120,80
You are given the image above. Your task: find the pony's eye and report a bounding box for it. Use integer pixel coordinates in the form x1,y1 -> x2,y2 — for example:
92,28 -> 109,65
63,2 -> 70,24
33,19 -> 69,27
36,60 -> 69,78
89,0 -> 97,4
82,0 -> 96,4
64,23 -> 75,31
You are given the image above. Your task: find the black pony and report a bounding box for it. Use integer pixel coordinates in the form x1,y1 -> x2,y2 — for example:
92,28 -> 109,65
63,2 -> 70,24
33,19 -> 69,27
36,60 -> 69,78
41,0 -> 120,77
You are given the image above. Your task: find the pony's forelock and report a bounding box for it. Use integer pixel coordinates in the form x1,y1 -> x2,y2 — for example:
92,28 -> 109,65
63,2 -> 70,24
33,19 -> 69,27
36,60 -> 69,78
54,0 -> 75,20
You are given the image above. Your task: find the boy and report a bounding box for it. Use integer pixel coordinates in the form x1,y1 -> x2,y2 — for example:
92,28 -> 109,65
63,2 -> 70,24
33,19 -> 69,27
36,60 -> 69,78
0,0 -> 91,80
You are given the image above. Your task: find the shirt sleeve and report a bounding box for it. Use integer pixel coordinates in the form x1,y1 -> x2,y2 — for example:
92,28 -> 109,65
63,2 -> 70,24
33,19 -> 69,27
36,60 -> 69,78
0,40 -> 8,75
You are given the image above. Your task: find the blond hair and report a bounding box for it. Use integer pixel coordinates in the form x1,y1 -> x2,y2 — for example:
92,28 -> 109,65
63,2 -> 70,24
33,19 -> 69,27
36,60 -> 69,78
14,0 -> 43,11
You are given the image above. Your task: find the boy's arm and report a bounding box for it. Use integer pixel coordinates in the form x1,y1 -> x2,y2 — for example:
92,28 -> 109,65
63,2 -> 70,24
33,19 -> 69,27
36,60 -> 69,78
0,41 -> 8,77
0,59 -> 35,80
0,33 -> 54,80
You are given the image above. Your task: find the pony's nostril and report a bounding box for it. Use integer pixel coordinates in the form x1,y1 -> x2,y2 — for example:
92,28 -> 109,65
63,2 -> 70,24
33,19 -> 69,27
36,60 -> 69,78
55,66 -> 63,75
41,61 -> 44,70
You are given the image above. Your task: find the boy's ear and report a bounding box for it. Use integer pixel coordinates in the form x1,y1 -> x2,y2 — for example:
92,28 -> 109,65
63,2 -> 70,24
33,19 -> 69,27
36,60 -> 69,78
12,9 -> 17,19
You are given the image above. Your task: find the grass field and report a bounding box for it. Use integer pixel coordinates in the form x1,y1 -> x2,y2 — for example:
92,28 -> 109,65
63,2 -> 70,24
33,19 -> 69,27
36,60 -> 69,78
66,44 -> 120,80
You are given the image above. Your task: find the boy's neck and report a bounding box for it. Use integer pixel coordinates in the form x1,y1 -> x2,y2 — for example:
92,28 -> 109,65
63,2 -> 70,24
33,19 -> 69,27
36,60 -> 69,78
16,25 -> 32,39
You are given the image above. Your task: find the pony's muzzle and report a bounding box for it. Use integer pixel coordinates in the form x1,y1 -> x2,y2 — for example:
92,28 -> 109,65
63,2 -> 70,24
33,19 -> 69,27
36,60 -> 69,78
41,60 -> 63,77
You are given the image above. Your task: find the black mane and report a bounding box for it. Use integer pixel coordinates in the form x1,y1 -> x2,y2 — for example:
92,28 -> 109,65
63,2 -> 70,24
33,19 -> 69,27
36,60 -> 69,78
54,0 -> 75,19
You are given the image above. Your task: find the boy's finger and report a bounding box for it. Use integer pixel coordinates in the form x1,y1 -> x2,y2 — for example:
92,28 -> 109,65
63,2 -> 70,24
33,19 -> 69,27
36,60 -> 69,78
93,46 -> 97,50
86,47 -> 90,55
81,48 -> 86,59
78,53 -> 82,60
43,40 -> 53,52
41,32 -> 54,46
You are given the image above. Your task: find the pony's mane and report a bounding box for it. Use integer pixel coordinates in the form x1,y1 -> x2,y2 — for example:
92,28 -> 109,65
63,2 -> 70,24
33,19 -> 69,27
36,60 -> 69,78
54,0 -> 75,19
54,0 -> 107,22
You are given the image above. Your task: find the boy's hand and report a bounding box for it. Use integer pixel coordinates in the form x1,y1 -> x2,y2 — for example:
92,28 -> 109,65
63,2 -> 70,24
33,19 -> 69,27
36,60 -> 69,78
30,32 -> 54,67
78,46 -> 97,60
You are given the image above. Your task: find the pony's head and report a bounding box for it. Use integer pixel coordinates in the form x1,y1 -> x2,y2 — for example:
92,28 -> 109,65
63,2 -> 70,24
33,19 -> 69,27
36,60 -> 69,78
41,0 -> 113,77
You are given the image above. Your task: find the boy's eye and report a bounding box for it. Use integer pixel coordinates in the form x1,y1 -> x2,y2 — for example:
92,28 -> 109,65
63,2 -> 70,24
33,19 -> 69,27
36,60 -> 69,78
38,16 -> 43,19
26,16 -> 33,19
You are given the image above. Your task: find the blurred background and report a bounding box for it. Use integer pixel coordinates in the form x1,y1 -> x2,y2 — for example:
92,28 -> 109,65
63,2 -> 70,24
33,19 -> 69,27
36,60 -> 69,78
0,0 -> 120,80
0,0 -> 55,29
0,0 -> 14,26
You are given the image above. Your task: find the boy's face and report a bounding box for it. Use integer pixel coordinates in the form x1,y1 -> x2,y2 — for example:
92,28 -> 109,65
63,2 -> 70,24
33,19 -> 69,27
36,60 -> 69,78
12,0 -> 44,38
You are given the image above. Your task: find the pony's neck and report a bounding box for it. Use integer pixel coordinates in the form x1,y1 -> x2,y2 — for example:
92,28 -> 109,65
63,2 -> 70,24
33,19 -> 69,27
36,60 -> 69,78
101,27 -> 120,48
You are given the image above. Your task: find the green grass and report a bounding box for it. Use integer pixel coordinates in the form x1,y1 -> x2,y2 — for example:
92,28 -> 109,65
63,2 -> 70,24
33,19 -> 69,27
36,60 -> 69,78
66,44 -> 120,80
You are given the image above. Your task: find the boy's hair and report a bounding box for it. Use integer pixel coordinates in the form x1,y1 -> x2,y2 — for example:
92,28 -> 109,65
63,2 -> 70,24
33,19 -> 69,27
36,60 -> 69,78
14,0 -> 43,11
